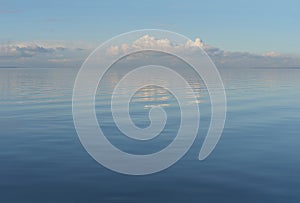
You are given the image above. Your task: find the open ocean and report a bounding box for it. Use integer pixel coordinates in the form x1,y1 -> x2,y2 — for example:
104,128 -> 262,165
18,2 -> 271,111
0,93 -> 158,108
0,66 -> 300,202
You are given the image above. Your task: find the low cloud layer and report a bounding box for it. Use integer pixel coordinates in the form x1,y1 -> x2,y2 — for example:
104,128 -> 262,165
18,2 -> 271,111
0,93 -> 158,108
1,35 -> 299,68
0,41 -> 91,68
105,35 -> 300,68
0,42 -> 61,58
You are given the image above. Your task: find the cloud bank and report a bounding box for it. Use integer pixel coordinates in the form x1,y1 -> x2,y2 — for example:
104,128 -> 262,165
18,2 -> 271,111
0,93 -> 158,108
105,35 -> 300,68
0,41 -> 91,68
0,35 -> 299,68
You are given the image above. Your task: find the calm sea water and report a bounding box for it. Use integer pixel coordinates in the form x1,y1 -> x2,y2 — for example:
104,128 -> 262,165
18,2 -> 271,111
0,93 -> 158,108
0,67 -> 300,202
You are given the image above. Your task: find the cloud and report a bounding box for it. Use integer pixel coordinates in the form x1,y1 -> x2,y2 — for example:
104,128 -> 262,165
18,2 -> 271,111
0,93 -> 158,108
132,35 -> 172,49
262,51 -> 281,57
185,38 -> 205,48
105,35 -> 300,68
106,45 -> 119,55
207,48 -> 299,68
105,35 -> 207,56
0,41 -> 93,68
47,58 -> 71,63
0,36 -> 299,68
0,42 -> 65,58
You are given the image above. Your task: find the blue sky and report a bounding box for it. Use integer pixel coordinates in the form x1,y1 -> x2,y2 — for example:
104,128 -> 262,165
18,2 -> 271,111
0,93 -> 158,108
1,0 -> 300,54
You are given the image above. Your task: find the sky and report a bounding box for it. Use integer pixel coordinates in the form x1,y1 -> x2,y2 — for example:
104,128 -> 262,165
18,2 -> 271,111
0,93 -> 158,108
0,0 -> 300,67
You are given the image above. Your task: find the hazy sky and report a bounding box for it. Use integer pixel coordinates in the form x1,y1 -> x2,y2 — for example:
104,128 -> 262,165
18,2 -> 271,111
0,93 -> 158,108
1,0 -> 300,54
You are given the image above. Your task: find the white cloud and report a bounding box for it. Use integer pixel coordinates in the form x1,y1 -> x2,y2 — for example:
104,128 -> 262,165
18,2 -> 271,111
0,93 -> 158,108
185,38 -> 205,48
121,43 -> 130,52
132,35 -> 172,49
262,51 -> 281,57
122,35 -> 207,51
106,45 -> 119,55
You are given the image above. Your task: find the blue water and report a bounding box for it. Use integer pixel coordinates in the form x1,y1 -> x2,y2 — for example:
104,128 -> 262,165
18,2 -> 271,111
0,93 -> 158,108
0,67 -> 300,202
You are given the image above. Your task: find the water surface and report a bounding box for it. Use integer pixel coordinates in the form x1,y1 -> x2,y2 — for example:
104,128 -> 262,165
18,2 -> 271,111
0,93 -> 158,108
0,67 -> 299,202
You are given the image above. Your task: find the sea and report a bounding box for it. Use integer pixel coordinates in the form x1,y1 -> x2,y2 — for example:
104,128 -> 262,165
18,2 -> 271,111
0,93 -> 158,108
0,66 -> 299,202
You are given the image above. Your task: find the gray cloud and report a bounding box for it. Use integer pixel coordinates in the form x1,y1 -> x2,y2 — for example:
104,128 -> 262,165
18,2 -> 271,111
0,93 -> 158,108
206,48 -> 300,68
0,41 -> 92,68
0,43 -> 61,58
